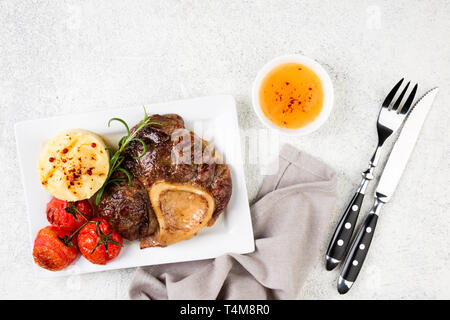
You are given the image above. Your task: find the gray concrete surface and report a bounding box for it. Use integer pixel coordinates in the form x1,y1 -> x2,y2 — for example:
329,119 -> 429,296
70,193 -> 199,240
1,0 -> 449,299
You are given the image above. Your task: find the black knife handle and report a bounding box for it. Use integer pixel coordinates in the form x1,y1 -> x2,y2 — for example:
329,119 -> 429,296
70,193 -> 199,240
337,200 -> 383,294
325,192 -> 364,270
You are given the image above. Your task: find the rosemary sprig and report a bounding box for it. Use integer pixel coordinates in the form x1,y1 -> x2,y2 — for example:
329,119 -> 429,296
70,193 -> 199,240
95,109 -> 160,205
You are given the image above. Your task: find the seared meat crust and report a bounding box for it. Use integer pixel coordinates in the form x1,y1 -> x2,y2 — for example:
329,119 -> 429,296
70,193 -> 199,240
95,114 -> 232,245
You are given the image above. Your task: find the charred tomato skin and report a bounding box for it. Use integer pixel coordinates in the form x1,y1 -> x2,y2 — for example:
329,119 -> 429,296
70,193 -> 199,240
33,226 -> 78,271
77,218 -> 123,265
46,197 -> 93,232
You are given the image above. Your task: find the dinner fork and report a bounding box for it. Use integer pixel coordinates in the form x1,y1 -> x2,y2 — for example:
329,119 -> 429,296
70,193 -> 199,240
325,79 -> 418,271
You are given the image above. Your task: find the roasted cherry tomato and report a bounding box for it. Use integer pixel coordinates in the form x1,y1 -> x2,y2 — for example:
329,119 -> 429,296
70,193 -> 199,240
33,226 -> 78,271
77,218 -> 123,265
46,197 -> 93,232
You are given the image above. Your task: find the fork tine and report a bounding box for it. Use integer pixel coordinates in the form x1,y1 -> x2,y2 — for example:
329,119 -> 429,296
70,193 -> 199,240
392,81 -> 410,112
400,83 -> 418,114
382,78 -> 404,108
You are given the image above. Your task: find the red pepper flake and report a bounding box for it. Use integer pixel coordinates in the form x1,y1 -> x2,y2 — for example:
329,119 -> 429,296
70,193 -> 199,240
49,157 -> 55,162
42,181 -> 48,185
87,169 -> 93,175
285,82 -> 290,86
91,143 -> 97,148
68,176 -> 75,182
298,68 -> 302,70
309,88 -> 312,90
62,148 -> 68,154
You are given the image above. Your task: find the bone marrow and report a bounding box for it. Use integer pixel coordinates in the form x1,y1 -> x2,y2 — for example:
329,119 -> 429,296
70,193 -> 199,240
142,182 -> 215,247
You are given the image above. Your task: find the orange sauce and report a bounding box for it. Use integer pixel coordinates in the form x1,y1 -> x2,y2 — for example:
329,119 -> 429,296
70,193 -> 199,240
259,62 -> 324,129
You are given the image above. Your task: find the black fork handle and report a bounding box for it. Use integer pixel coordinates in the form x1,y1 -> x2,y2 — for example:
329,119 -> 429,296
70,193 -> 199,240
326,144 -> 380,271
325,191 -> 364,270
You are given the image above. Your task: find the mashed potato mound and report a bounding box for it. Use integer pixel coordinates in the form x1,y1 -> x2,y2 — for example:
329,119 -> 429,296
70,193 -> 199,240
38,129 -> 109,201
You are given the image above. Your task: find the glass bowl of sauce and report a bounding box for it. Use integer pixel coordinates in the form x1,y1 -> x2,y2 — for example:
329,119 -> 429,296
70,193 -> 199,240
252,54 -> 334,135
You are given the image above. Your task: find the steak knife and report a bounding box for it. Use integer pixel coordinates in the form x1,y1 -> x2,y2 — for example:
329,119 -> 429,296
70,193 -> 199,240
337,87 -> 439,294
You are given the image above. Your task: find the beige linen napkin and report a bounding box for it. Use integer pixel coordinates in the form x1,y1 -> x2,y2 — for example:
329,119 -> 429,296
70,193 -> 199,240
129,144 -> 336,300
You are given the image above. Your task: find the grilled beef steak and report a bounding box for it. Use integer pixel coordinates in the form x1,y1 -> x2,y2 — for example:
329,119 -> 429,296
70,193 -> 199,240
95,114 -> 232,248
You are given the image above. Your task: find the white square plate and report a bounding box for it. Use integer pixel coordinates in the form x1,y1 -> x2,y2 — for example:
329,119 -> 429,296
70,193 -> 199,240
15,95 -> 254,278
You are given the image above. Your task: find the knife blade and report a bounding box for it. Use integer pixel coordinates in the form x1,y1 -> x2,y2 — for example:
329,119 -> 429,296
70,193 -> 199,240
375,87 -> 439,203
